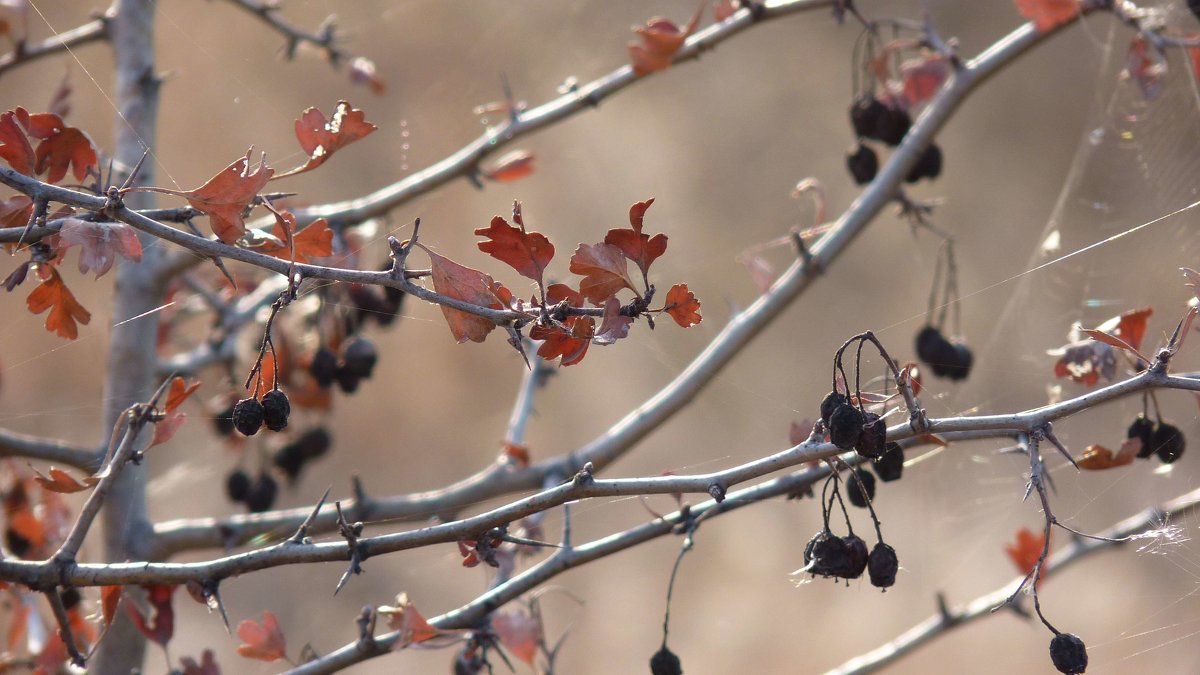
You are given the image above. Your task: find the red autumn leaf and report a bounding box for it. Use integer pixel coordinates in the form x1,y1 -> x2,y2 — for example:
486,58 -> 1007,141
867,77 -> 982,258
101,586 -> 121,628
236,610 -> 288,662
604,197 -> 668,283
900,55 -> 949,107
348,57 -> 386,94
0,107 -> 35,175
126,584 -> 177,647
493,608 -> 541,665
1124,35 -> 1166,101
26,265 -> 91,340
164,375 -> 200,413
663,283 -> 702,327
278,101 -> 377,178
151,376 -> 200,447
483,150 -> 535,182
1077,442 -> 1137,471
421,245 -> 505,343
1100,306 -> 1153,353
1004,527 -> 1046,578
183,149 -> 274,244
594,295 -> 632,345
0,194 -> 32,229
49,218 -> 142,278
31,467 -> 97,493
378,593 -> 439,649
629,3 -> 704,75
569,242 -> 636,303
501,442 -> 530,468
545,282 -> 584,308
475,206 -> 555,284
34,125 -> 98,183
1013,0 -> 1079,32
532,315 -> 594,366
180,650 -> 222,675
258,211 -> 334,264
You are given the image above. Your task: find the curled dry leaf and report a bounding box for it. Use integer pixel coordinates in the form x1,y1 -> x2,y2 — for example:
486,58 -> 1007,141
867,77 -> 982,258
1003,527 -> 1047,578
127,584 -> 177,647
664,282 -> 702,327
569,242 -> 636,303
492,608 -> 541,665
348,56 -> 386,94
278,101 -> 377,178
31,466 -> 97,493
378,593 -> 438,649
0,194 -> 33,230
531,316 -> 594,366
26,265 -> 90,340
594,295 -> 632,345
236,610 -> 287,662
604,197 -> 668,283
151,376 -> 200,447
900,55 -> 949,107
258,210 -> 334,264
1096,306 -> 1152,353
183,149 -> 274,244
475,206 -> 554,284
483,150 -> 536,182
1077,440 -> 1138,471
1012,0 -> 1080,33
49,219 -> 142,279
421,245 -> 505,344
628,2 -> 704,75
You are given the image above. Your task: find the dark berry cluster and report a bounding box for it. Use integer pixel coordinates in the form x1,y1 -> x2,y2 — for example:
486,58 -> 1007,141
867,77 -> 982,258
225,469 -> 279,513
273,427 -> 333,483
845,94 -> 942,186
799,469 -> 896,591
1128,415 -> 1186,464
310,336 -> 379,394
914,325 -> 972,381
347,282 -> 404,329
231,389 -> 291,437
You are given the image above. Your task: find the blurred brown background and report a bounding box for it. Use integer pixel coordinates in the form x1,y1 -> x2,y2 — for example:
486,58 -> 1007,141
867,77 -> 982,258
2,1 -> 1200,673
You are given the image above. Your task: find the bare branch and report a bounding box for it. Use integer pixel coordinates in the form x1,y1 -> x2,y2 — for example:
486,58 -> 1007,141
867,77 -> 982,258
0,11 -> 111,79
222,0 -> 341,63
0,427 -> 99,471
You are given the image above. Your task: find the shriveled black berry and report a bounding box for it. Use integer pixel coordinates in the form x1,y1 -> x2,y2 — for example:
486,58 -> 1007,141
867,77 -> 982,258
874,105 -> 911,146
1190,0 -> 1200,22
348,284 -> 392,329
1150,422 -> 1185,464
1049,633 -> 1088,674
855,411 -> 887,460
804,530 -> 852,578
335,366 -> 361,394
905,143 -> 942,183
273,444 -> 306,483
650,645 -> 683,675
820,391 -> 848,427
846,143 -> 878,185
849,95 -> 886,138
213,400 -> 236,437
309,348 -> 338,389
5,528 -> 31,557
943,343 -> 973,381
342,337 -> 378,379
829,404 -> 865,450
245,473 -> 278,513
874,442 -> 904,482
294,427 -> 332,460
842,534 -> 869,579
232,397 -> 265,436
846,469 -> 876,508
261,389 -> 291,432
59,587 -> 81,610
1128,416 -> 1156,458
225,469 -> 251,503
868,542 -> 898,589
915,326 -> 945,365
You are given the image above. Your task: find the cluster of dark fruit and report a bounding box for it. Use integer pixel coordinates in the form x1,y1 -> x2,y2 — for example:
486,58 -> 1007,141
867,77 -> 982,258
1127,415 -> 1186,464
309,336 -> 379,394
226,389 -> 291,437
272,427 -> 332,483
225,469 -> 279,513
1049,632 -> 1088,674
845,94 -> 942,186
820,390 -> 887,459
915,325 -> 972,381
649,646 -> 683,675
347,273 -> 405,330
802,528 -> 897,589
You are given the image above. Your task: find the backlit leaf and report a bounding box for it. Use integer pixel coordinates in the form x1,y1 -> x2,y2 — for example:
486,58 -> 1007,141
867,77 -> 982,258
31,467 -> 96,493
26,265 -> 90,340
531,316 -> 594,367
475,204 -> 554,284
594,295 -> 632,345
278,101 -> 376,178
900,55 -> 948,107
483,150 -> 535,182
569,242 -> 635,303
629,3 -> 704,75
493,608 -> 541,665
664,283 -> 701,327
378,593 -> 439,649
1013,0 -> 1079,32
49,218 -> 142,279
126,584 -> 177,647
422,245 -> 504,343
33,122 -> 98,183
183,150 -> 274,244
604,197 -> 668,282
236,611 -> 287,662
1004,527 -> 1046,578
0,107 -> 35,175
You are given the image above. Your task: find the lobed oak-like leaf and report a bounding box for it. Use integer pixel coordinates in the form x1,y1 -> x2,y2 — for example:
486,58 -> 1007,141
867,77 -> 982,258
26,265 -> 90,340
49,218 -> 142,279
258,210 -> 334,264
31,467 -> 97,494
0,107 -> 35,175
236,611 -> 288,662
33,123 -> 98,184
278,101 -> 376,178
183,150 -> 274,244
569,242 -> 636,303
663,282 -> 702,327
1013,0 -> 1079,32
605,197 -> 668,283
531,316 -> 594,366
629,3 -> 704,75
1003,527 -> 1046,578
422,245 -> 505,343
475,204 -> 554,284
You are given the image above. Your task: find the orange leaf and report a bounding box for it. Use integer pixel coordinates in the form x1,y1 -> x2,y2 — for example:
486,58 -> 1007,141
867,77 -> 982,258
163,376 -> 200,413
1013,0 -> 1079,32
279,101 -> 376,178
532,315 -> 594,366
0,194 -> 33,229
1106,306 -> 1153,352
483,150 -> 535,182
33,124 -> 98,183
569,242 -> 636,303
0,107 -> 35,175
493,608 -> 541,665
604,197 -> 668,282
49,218 -> 142,279
1004,527 -> 1047,577
1078,443 -> 1136,470
259,212 -> 334,264
421,245 -> 504,343
501,442 -> 530,468
26,265 -> 91,340
31,467 -> 97,493
629,3 -> 704,75
151,376 -> 200,447
900,55 -> 948,107
183,150 -> 274,244
664,283 -> 701,327
101,586 -> 121,628
475,204 -> 555,284
378,593 -> 439,649
236,610 -> 287,662
126,584 -> 176,647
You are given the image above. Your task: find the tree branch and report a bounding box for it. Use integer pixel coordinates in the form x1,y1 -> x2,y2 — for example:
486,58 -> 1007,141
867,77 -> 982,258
0,428 -> 99,471
0,10 -> 111,79
222,0 -> 341,63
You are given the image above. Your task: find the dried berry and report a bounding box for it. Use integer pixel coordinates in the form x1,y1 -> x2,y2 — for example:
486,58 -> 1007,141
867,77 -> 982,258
225,469 -> 251,503
5,528 -> 31,558
845,469 -> 876,508
854,411 -> 887,460
842,533 -> 869,579
916,326 -> 971,381
943,342 -> 973,381
650,645 -> 683,675
335,366 -> 361,394
915,326 -> 945,365
849,95 -> 886,138
273,444 -> 306,483
1049,633 -> 1088,674
295,427 -> 332,460
846,143 -> 878,185
1191,0 -> 1200,22
804,530 -> 852,577
245,473 -> 278,513
828,404 -> 865,450
874,442 -> 904,482
874,105 -> 911,146
905,143 -> 942,183
868,542 -> 898,589
232,397 -> 265,436
261,389 -> 291,432
309,347 -> 339,388
1150,422 -> 1185,464
58,587 -> 81,610
1128,416 -> 1156,458
342,337 -> 378,379
213,400 -> 236,437
820,391 -> 848,427
348,284 -> 393,328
